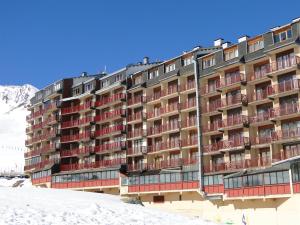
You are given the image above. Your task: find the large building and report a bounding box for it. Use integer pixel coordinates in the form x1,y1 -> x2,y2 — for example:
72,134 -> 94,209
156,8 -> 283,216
25,18 -> 300,224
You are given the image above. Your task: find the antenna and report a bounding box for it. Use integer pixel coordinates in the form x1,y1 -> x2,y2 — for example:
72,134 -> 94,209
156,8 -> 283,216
104,65 -> 107,73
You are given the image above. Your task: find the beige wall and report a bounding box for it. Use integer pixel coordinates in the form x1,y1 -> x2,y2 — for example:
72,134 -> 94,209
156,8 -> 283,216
142,192 -> 300,225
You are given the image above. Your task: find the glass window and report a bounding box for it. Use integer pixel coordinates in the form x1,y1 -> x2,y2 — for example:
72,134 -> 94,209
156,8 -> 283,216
270,172 -> 277,184
204,176 -> 209,185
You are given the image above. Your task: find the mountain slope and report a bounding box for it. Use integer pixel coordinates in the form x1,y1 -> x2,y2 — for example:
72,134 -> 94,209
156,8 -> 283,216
0,84 -> 38,174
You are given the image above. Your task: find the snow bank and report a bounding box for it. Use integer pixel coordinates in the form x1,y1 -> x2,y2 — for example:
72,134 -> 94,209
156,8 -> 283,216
0,187 -> 216,225
0,177 -> 32,187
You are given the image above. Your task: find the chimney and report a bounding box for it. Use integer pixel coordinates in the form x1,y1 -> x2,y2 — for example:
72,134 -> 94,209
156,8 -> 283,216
143,57 -> 149,64
214,38 -> 224,47
238,35 -> 249,43
222,41 -> 231,49
81,72 -> 88,77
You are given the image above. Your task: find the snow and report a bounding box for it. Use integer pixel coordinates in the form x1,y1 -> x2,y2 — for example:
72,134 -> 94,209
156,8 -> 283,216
0,187 -> 216,225
0,177 -> 32,187
0,84 -> 38,174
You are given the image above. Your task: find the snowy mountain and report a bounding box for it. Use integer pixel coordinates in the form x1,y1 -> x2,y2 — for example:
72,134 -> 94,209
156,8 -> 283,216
0,84 -> 38,174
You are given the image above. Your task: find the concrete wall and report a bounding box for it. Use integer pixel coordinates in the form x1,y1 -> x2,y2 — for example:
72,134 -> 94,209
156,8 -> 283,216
142,192 -> 300,225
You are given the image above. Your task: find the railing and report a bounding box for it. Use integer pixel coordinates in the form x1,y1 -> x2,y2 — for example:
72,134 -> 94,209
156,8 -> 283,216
161,103 -> 180,115
181,117 -> 197,128
220,73 -> 245,87
127,146 -> 147,155
95,125 -> 125,136
201,80 -> 221,95
249,110 -> 274,124
270,56 -> 300,72
272,147 -> 300,163
201,99 -> 221,113
147,109 -> 162,119
274,103 -> 300,117
44,101 -> 59,111
61,134 -> 80,143
180,82 -> 195,92
127,129 -> 146,139
33,109 -> 44,118
181,138 -> 198,147
249,89 -> 269,102
127,112 -> 144,122
148,140 -> 181,153
222,115 -> 247,128
203,142 -> 223,154
267,79 -> 300,96
221,137 -> 249,149
61,119 -> 80,128
180,99 -> 196,110
247,66 -> 271,82
147,92 -> 162,102
80,101 -> 94,111
221,94 -> 243,107
60,158 -> 126,171
202,120 -> 223,133
95,93 -> 126,107
94,141 -> 126,153
250,135 -> 273,145
128,96 -> 146,106
94,109 -> 125,122
61,105 -> 81,115
161,85 -> 179,97
147,126 -> 162,136
79,116 -> 94,125
161,122 -> 180,132
272,128 -> 300,141
24,159 -> 59,171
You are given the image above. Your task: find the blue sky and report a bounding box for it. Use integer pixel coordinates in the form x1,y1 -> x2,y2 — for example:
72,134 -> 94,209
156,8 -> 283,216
1,0 -> 300,89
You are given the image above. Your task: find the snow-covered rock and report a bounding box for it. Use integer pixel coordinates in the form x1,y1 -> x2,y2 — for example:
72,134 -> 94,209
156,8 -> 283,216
0,187 -> 216,225
0,84 -> 38,174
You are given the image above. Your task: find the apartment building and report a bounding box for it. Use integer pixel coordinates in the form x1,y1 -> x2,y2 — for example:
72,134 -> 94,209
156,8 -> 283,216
25,17 -> 300,224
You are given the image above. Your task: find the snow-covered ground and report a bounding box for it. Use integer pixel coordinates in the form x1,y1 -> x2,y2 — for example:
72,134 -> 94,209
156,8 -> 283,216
0,177 -> 32,187
0,186 -> 216,225
0,84 -> 37,174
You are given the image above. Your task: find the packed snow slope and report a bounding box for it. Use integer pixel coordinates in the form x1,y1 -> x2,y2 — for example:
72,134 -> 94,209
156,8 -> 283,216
0,84 -> 38,173
0,187 -> 216,225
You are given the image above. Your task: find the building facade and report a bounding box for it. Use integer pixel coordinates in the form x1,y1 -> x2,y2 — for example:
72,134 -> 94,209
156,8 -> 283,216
25,17 -> 300,224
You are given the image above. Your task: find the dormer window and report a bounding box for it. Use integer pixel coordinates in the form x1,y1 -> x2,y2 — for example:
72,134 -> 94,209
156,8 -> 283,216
115,74 -> 122,82
102,79 -> 109,88
224,47 -> 238,61
85,83 -> 93,91
54,83 -> 61,91
203,55 -> 216,69
148,69 -> 159,79
248,36 -> 264,53
165,63 -> 176,73
273,27 -> 292,43
133,74 -> 142,85
74,88 -> 80,95
182,56 -> 193,66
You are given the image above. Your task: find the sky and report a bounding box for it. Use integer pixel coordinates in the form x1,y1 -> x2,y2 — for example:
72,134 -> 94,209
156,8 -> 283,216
0,0 -> 300,89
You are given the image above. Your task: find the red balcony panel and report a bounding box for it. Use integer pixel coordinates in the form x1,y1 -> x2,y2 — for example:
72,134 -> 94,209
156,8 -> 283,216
180,99 -> 197,110
201,81 -> 221,95
267,79 -> 300,95
128,96 -> 146,106
147,110 -> 162,119
275,103 -> 300,117
180,82 -> 195,92
181,138 -> 198,147
221,94 -> 243,108
60,148 -> 79,157
161,103 -> 180,115
95,125 -> 125,137
203,163 -> 225,173
127,129 -> 146,139
33,109 -> 44,118
147,126 -> 162,136
247,66 -> 271,82
79,116 -> 94,125
61,120 -> 80,128
95,109 -> 125,122
220,73 -> 245,87
128,112 -> 144,122
272,128 -> 300,141
249,89 -> 269,102
61,105 -> 81,115
148,140 -> 181,153
94,142 -> 125,153
202,121 -> 223,133
249,110 -> 275,123
203,142 -> 223,154
251,135 -> 272,145
147,92 -> 162,102
201,99 -> 221,113
182,157 -> 198,165
161,86 -> 179,97
95,93 -> 126,107
161,122 -> 180,132
61,134 -> 80,143
222,137 -> 249,149
80,101 -> 94,111
127,146 -> 147,155
222,115 -> 247,128
270,56 -> 300,72
24,159 -> 59,171
181,117 -> 197,128
204,184 -> 224,194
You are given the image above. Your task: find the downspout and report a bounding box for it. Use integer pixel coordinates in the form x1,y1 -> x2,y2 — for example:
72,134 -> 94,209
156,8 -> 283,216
193,59 -> 204,195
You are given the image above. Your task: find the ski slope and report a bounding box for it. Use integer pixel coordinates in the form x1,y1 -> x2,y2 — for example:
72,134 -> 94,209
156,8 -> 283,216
0,187 -> 216,225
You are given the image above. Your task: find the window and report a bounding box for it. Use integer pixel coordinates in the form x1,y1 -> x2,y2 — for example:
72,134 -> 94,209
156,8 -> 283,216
165,63 -> 176,73
74,88 -> 80,95
203,56 -> 216,69
248,38 -> 264,53
273,28 -> 292,43
115,74 -> 122,82
133,75 -> 142,85
102,79 -> 109,88
54,83 -> 61,91
183,56 -> 193,66
148,69 -> 159,79
224,47 -> 238,61
85,83 -> 94,92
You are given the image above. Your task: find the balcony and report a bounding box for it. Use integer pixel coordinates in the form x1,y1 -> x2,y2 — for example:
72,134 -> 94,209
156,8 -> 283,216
272,147 -> 300,163
148,140 -> 181,153
180,99 -> 197,111
268,56 -> 300,76
24,159 -> 59,171
250,135 -> 273,147
60,146 -> 92,158
181,117 -> 197,129
202,121 -> 223,134
203,142 -> 223,155
201,81 -> 220,96
26,114 -> 33,122
267,79 -> 300,98
220,94 -> 247,110
161,122 -> 180,134
61,105 -> 80,115
95,141 -> 126,153
180,82 -> 196,93
147,126 -> 162,137
161,103 -> 180,116
94,109 -> 126,123
272,103 -> 300,120
95,125 -> 125,137
272,128 -> 300,143
160,86 -> 179,99
127,146 -> 147,156
24,148 -> 42,158
44,101 -> 60,112
201,99 -> 221,115
247,67 -> 271,83
60,134 -> 80,143
147,109 -> 162,120
95,93 -> 126,108
127,129 -> 146,139
220,137 -> 250,151
248,90 -> 270,105
33,109 -> 44,118
181,138 -> 198,148
218,73 -> 246,90
78,116 -> 94,126
128,96 -> 146,106
249,110 -> 274,126
26,126 -> 33,134
221,115 -> 248,130
60,158 -> 126,171
61,119 -> 80,129
127,112 -> 145,123
147,92 -> 162,103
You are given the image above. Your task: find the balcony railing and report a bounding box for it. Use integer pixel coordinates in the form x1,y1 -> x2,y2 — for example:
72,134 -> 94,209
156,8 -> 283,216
272,128 -> 300,141
181,117 -> 197,128
61,105 -> 81,115
24,159 -> 60,171
161,86 -> 179,97
202,121 -> 223,133
272,147 -> 300,163
95,125 -> 125,137
78,116 -> 94,125
220,73 -> 245,87
271,56 -> 300,72
221,137 -> 249,149
222,115 -> 248,128
161,103 -> 180,115
147,92 -> 162,102
249,110 -> 274,124
127,129 -> 146,139
94,141 -> 126,153
249,89 -> 269,102
181,138 -> 198,147
61,119 -> 80,129
250,135 -> 273,145
221,94 -> 245,108
60,134 -> 80,143
147,109 -> 162,119
128,96 -> 146,106
201,81 -> 221,95
147,126 -> 162,136
274,103 -> 300,117
203,142 -> 223,154
127,146 -> 147,155
180,99 -> 197,110
148,140 -> 181,153
80,101 -> 94,111
94,109 -> 125,122
201,99 -> 221,113
247,66 -> 271,82
60,158 -> 126,171
127,112 -> 144,122
95,93 -> 126,107
180,82 -> 195,92
267,79 -> 300,96
161,122 -> 180,133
